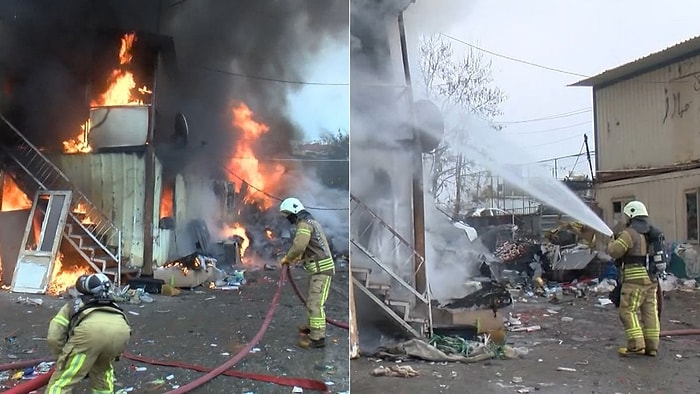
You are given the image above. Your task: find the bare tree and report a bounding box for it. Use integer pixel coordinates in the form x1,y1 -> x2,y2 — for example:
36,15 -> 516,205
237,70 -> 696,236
417,34 -> 506,215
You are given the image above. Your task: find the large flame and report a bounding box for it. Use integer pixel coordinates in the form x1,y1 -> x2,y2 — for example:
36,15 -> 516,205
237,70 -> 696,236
47,253 -> 92,296
160,187 -> 173,218
227,103 -> 285,210
224,223 -> 250,257
63,32 -> 152,153
1,176 -> 31,211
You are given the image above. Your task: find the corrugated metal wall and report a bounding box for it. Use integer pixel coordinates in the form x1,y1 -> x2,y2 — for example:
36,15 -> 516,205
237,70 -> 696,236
595,53 -> 700,171
52,152 -> 169,267
596,168 -> 700,241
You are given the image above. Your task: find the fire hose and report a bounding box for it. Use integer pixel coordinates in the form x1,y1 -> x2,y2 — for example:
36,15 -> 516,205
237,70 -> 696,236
3,267 -> 331,393
285,264 -> 349,330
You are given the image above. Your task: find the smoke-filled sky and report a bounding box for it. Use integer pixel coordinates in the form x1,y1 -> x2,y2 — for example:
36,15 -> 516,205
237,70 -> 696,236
404,0 -> 700,173
0,0 -> 348,150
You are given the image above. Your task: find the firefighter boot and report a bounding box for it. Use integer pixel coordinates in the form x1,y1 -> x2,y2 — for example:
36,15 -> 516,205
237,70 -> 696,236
297,324 -> 311,335
618,347 -> 645,356
298,336 -> 325,349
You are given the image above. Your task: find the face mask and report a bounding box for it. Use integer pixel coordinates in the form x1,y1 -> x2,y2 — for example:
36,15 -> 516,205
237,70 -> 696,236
286,213 -> 298,224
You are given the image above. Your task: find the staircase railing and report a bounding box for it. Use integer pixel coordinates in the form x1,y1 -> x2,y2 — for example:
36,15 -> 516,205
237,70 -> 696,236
0,114 -> 122,274
350,193 -> 433,336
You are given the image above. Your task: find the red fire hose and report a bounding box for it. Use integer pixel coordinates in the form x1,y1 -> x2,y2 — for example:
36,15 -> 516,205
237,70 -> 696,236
1,369 -> 54,394
4,267 -> 338,393
285,265 -> 349,330
121,352 -> 328,391
164,266 -> 291,393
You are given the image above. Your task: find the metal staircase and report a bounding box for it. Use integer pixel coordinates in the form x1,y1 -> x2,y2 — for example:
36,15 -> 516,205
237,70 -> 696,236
350,193 -> 433,338
0,114 -> 125,286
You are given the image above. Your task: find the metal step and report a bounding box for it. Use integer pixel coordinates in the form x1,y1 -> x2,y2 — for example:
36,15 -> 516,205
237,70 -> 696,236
0,115 -> 125,286
353,276 -> 421,338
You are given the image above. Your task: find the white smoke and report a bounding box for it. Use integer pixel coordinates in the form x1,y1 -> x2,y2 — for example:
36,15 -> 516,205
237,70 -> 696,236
423,186 -> 490,304
287,169 -> 349,255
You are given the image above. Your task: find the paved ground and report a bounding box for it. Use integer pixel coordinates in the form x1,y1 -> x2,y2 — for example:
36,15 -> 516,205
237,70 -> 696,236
0,266 -> 349,393
351,289 -> 700,394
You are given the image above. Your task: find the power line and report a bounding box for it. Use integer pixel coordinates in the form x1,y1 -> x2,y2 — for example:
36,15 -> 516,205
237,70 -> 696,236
495,108 -> 591,124
223,167 -> 349,211
503,121 -> 590,135
189,64 -> 349,86
524,134 -> 581,148
440,33 -> 591,78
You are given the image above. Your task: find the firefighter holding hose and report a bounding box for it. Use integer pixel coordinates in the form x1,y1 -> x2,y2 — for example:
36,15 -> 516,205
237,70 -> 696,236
607,201 -> 667,357
45,273 -> 131,393
279,197 -> 335,349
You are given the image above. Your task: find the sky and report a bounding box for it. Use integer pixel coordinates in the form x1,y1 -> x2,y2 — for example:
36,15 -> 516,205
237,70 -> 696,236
404,0 -> 700,176
287,41 -> 350,142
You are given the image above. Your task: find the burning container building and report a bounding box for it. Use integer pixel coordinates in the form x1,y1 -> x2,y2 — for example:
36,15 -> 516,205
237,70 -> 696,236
0,0 -> 338,294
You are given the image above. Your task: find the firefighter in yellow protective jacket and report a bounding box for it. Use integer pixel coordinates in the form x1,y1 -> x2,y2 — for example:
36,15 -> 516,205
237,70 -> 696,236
607,201 -> 664,357
45,273 -> 131,393
279,197 -> 335,349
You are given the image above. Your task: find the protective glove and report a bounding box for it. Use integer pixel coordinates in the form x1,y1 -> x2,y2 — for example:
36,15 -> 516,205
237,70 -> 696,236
280,255 -> 291,265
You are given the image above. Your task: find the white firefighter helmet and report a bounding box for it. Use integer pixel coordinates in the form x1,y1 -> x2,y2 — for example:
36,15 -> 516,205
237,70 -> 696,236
623,201 -> 649,219
280,197 -> 304,215
75,273 -> 112,296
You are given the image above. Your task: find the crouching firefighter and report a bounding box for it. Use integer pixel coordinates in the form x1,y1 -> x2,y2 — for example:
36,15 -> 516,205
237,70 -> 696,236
279,197 -> 335,349
607,200 -> 668,357
46,273 -> 132,393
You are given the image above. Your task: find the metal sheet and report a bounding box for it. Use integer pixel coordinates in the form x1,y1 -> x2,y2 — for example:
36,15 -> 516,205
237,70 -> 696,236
550,247 -> 597,271
51,153 -> 166,268
596,167 -> 700,241
88,105 -> 150,149
594,52 -> 700,172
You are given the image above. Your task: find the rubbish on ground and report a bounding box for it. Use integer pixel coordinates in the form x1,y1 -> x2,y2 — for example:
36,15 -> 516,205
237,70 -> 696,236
215,286 -> 239,291
134,367 -> 147,372
17,297 -> 43,306
597,298 -> 613,306
512,376 -> 523,383
166,374 -> 175,380
561,317 -> 574,322
204,296 -> 216,301
127,311 -> 139,316
161,285 -> 181,297
556,367 -> 576,372
250,348 -> 261,353
221,352 -> 230,356
509,325 -> 541,332
292,387 -> 303,393
371,365 -> 419,378
575,360 -> 589,365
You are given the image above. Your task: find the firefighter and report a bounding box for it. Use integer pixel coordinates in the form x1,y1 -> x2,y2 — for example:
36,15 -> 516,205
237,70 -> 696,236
45,273 -> 131,393
279,197 -> 335,349
607,201 -> 665,357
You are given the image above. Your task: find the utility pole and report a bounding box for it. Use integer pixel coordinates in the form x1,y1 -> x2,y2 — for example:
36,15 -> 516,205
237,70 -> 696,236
398,11 -> 426,295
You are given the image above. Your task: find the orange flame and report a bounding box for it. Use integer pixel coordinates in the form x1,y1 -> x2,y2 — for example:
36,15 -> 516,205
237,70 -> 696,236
72,203 -> 94,225
63,32 -> 151,153
47,253 -> 92,296
224,223 -> 249,257
160,187 -> 173,218
119,33 -> 137,65
1,176 -> 31,211
227,103 -> 285,210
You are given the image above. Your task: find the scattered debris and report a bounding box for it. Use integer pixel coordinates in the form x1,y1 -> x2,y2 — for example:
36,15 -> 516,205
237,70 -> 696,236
556,367 -> 577,372
371,365 -> 419,378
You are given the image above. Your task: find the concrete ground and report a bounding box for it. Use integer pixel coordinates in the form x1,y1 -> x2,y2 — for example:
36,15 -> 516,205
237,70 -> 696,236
0,266 -> 350,393
351,289 -> 700,394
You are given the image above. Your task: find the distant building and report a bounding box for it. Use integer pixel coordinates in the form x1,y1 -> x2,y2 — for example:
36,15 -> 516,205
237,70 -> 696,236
572,36 -> 700,241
